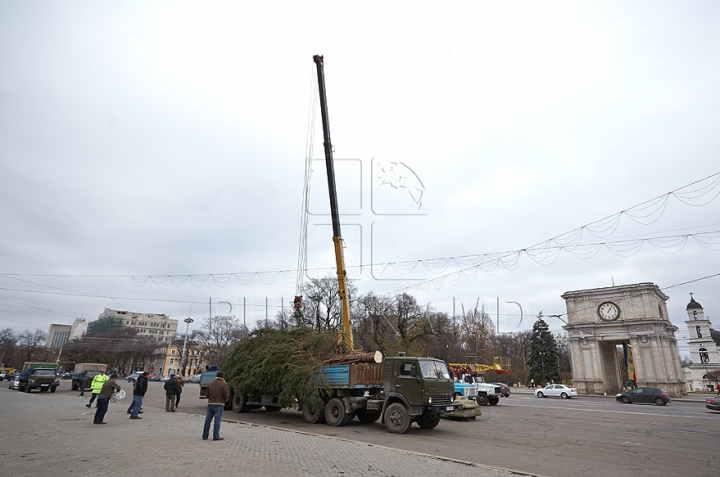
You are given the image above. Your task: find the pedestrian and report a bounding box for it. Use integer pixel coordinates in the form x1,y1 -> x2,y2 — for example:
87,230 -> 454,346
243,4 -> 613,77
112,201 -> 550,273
86,371 -> 108,408
93,374 -> 121,425
78,375 -> 90,397
175,374 -> 185,408
128,371 -> 149,419
202,371 -> 230,441
716,383 -> 720,396
164,374 -> 180,412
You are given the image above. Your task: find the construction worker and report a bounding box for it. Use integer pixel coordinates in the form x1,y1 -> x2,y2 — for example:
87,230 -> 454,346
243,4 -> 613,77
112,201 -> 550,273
86,371 -> 108,408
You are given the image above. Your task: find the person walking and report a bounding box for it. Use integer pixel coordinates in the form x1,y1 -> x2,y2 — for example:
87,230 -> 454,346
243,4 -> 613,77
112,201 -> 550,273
78,375 -> 90,397
86,371 -> 108,408
128,371 -> 149,419
202,371 -> 230,441
93,374 -> 121,425
175,374 -> 185,408
164,374 -> 180,412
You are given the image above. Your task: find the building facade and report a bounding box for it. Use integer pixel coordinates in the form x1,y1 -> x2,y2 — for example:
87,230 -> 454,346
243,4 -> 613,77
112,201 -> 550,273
91,308 -> 178,342
47,324 -> 72,349
684,295 -> 720,391
149,342 -> 205,378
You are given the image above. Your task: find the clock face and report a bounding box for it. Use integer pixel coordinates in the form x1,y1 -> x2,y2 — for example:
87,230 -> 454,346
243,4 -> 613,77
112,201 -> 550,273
597,301 -> 620,321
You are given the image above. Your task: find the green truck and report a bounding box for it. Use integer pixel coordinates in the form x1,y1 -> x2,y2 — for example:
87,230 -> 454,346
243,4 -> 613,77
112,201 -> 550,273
19,362 -> 59,393
206,354 -> 462,434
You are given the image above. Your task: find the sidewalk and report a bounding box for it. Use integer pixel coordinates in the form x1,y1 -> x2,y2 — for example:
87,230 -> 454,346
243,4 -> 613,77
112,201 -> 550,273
0,387 -> 533,477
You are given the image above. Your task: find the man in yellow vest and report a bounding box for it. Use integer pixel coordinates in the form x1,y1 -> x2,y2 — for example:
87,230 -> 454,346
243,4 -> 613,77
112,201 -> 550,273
86,371 -> 108,408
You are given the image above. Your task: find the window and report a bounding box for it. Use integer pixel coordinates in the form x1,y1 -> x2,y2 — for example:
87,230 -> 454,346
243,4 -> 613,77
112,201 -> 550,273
399,363 -> 416,377
419,360 -> 451,380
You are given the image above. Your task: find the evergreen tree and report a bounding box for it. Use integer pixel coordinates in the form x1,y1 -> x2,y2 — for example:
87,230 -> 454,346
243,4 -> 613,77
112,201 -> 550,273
527,312 -> 561,386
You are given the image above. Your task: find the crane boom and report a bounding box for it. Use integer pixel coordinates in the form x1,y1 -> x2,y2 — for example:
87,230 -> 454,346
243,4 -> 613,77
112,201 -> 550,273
313,55 -> 353,349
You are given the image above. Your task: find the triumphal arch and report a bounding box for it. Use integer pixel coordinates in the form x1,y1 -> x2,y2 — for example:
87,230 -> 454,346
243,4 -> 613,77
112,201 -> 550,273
561,283 -> 686,397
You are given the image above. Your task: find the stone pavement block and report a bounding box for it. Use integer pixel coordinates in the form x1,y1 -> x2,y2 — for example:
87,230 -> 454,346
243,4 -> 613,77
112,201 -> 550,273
0,386 -> 525,476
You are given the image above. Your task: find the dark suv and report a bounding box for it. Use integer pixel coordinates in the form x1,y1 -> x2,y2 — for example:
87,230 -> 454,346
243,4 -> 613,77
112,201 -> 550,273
616,387 -> 670,406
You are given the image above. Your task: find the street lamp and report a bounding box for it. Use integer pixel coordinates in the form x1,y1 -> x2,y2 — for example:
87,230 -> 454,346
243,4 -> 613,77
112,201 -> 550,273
180,317 -> 194,377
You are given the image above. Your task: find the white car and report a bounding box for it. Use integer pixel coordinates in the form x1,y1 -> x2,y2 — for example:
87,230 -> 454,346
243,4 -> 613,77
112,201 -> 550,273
8,375 -> 20,390
534,384 -> 577,399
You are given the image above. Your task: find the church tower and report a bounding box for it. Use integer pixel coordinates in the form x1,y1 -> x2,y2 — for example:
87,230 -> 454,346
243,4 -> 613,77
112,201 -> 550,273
684,295 -> 720,390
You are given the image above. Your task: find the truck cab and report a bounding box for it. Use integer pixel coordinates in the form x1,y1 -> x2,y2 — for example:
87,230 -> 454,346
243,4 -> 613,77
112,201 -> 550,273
373,357 -> 461,433
458,372 -> 502,406
19,363 -> 59,393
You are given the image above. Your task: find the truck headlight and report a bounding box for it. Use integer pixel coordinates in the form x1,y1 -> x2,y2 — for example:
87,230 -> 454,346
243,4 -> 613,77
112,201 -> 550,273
428,397 -> 432,404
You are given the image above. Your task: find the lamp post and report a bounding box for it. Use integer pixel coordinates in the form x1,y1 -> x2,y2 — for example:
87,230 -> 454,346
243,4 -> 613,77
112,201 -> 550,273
180,317 -> 194,377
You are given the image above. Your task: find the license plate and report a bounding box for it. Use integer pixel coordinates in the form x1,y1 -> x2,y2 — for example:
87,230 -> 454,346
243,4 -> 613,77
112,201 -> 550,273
446,406 -> 454,411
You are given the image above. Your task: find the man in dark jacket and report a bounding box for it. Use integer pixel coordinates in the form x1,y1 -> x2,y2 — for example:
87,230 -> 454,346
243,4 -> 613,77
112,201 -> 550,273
164,374 -> 180,412
128,371 -> 149,419
202,371 -> 230,441
93,374 -> 121,425
78,375 -> 90,397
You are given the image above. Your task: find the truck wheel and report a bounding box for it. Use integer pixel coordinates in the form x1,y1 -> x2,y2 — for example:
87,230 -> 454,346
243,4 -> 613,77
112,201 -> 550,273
25,385 -> 31,393
325,398 -> 348,427
301,400 -> 326,424
384,402 -> 411,434
231,393 -> 250,413
489,397 -> 499,405
416,414 -> 441,429
71,382 -> 78,391
51,387 -> 57,393
476,393 -> 488,406
356,410 -> 381,424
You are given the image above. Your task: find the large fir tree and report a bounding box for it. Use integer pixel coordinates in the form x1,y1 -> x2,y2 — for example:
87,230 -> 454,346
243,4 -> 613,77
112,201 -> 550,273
527,313 -> 561,386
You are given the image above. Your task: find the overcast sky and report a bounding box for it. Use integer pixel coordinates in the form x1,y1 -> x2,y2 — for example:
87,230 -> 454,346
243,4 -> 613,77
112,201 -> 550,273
1,2 -> 719,359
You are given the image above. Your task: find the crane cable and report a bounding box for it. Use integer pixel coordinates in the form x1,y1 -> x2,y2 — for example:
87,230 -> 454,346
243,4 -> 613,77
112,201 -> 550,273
295,66 -> 318,304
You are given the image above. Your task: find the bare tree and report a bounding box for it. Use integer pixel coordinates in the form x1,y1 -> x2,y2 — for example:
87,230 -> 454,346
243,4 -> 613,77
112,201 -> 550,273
17,329 -> 47,363
195,315 -> 249,367
0,328 -> 18,367
294,277 -> 357,333
458,300 -> 495,363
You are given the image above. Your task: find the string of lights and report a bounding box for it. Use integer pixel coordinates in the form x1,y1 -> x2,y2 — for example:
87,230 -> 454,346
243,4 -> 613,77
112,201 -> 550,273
1,173 -> 718,288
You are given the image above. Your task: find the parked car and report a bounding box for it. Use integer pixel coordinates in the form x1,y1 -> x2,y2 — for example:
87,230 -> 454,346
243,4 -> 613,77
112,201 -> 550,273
8,375 -> 20,390
126,373 -> 141,383
493,383 -> 511,397
61,372 -> 72,380
706,396 -> 720,411
149,375 -> 163,382
616,387 -> 670,406
187,374 -> 202,384
534,384 -> 577,399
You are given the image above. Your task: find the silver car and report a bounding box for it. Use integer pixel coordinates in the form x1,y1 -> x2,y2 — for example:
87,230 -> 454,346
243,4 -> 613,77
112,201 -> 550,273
8,375 -> 20,390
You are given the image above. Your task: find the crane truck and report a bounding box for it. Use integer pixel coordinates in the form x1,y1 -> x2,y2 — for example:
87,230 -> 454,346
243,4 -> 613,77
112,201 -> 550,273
201,56 -> 462,433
